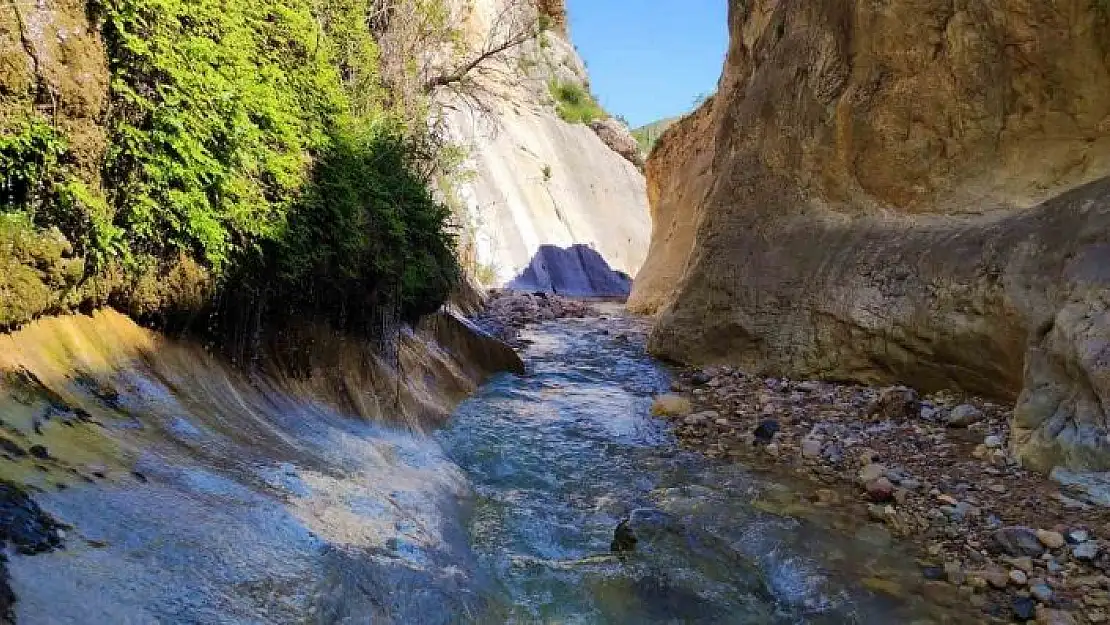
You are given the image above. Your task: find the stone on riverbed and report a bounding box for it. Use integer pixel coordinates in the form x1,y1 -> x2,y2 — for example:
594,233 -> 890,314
1013,596 -> 1037,621
1073,541 -> 1100,560
611,519 -> 637,552
858,463 -> 887,485
993,527 -> 1046,557
947,404 -> 983,427
1031,583 -> 1054,603
873,386 -> 920,421
801,438 -> 823,459
1037,530 -> 1066,550
752,419 -> 779,444
866,477 -> 895,502
1050,469 -> 1110,508
651,395 -> 693,417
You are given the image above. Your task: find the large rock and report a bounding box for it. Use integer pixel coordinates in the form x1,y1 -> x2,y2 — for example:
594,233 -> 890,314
590,118 -> 645,170
632,0 -> 1110,470
442,0 -> 650,298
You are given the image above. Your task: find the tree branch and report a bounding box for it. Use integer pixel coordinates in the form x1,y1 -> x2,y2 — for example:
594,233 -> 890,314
422,28 -> 534,93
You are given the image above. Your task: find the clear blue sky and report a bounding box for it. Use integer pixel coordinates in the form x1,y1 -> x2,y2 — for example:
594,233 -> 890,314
564,0 -> 729,128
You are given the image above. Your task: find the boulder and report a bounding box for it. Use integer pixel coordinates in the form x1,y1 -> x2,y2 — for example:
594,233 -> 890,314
590,118 -> 645,170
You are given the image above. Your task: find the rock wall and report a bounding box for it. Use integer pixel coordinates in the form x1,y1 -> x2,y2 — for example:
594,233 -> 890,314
443,0 -> 650,296
632,0 -> 1110,471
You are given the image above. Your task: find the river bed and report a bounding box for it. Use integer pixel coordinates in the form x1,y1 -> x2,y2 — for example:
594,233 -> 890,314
8,309 -> 963,623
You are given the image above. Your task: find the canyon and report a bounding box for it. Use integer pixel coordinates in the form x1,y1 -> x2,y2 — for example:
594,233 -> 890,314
631,0 -> 1110,472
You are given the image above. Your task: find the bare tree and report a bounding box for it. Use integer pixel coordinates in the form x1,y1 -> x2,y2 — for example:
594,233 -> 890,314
371,0 -> 549,118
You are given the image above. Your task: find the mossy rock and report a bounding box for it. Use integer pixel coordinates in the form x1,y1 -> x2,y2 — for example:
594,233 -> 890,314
0,215 -> 85,329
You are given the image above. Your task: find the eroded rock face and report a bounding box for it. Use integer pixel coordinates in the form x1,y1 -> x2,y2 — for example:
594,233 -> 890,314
442,0 -> 650,296
633,0 -> 1110,470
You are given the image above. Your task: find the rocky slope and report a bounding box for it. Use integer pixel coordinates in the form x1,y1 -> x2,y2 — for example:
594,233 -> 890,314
442,0 -> 651,296
631,0 -> 1110,471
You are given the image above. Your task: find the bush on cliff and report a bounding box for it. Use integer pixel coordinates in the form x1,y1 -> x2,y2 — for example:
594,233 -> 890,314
549,80 -> 606,125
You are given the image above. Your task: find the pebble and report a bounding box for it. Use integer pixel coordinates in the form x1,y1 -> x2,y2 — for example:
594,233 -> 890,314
1013,596 -> 1037,621
985,435 -> 1003,449
801,438 -> 823,458
1037,530 -> 1066,550
858,463 -> 887,485
947,404 -> 983,427
995,527 -> 1047,557
984,565 -> 1011,589
1030,583 -> 1054,602
690,371 -> 712,386
922,566 -> 944,581
1068,530 -> 1090,544
866,477 -> 895,502
753,419 -> 779,444
1010,569 -> 1028,585
684,411 -> 717,426
867,504 -> 890,522
1074,542 -> 1100,560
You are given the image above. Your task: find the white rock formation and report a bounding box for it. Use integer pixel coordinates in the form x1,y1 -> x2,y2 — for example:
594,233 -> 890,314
440,0 -> 650,296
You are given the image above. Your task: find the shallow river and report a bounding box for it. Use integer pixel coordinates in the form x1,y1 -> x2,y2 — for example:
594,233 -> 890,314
435,311 -> 951,624
11,310 -> 958,623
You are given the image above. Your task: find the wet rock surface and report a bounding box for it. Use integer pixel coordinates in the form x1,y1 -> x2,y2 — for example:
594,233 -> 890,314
660,365 -> 1110,624
0,481 -> 65,623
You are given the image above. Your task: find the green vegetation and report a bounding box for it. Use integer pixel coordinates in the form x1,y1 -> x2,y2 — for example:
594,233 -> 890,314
1,0 -> 460,335
632,117 -> 680,156
549,80 -> 606,125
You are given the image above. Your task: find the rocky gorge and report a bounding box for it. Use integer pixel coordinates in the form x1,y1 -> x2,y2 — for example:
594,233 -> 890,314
3,0 -> 1110,622
630,0 -> 1110,473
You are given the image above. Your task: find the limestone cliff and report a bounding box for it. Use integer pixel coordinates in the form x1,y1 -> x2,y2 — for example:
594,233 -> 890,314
442,0 -> 651,296
632,0 -> 1110,470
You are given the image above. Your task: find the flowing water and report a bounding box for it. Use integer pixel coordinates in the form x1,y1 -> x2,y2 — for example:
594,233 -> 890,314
436,311 -> 950,624
7,309 -> 960,624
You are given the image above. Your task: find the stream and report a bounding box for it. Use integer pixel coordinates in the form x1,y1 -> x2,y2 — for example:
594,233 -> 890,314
434,309 -> 947,624
9,308 -> 957,623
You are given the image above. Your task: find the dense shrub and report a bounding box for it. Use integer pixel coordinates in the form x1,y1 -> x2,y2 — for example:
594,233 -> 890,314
1,0 -> 459,336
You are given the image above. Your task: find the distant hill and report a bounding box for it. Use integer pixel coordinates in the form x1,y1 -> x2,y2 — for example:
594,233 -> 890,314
632,117 -> 680,156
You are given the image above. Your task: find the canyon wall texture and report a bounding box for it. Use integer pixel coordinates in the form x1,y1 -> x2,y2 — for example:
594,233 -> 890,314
632,0 -> 1110,471
443,0 -> 651,296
